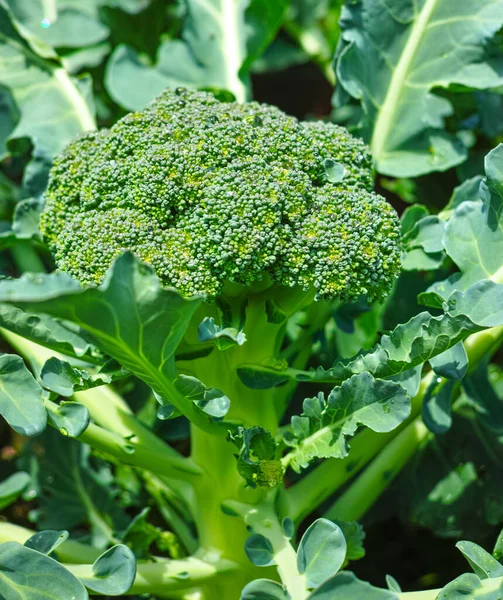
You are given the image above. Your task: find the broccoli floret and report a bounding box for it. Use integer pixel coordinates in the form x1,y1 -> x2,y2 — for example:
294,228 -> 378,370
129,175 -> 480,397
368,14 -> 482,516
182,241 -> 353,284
41,88 -> 401,302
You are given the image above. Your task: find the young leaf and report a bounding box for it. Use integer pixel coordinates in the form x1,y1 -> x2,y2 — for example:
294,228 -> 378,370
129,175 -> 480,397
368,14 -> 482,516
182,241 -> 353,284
0,354 -> 46,436
385,575 -> 402,593
41,357 -> 128,397
228,426 -> 284,489
45,400 -> 90,438
297,519 -> 347,588
437,573 -> 500,599
0,471 -> 30,510
0,541 -> 88,600
24,530 -> 69,556
244,533 -> 275,567
422,145 -> 503,305
241,579 -> 289,600
78,545 -> 136,596
174,374 -> 230,418
198,316 -> 246,350
283,372 -> 410,472
456,541 -> 503,579
333,520 -> 365,562
335,0 -> 503,176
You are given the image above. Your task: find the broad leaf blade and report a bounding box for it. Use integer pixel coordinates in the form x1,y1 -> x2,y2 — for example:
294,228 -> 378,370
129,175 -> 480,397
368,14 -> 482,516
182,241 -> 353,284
335,0 -> 503,176
0,1 -> 95,195
0,541 -> 88,600
105,0 -> 288,108
0,254 -> 216,429
0,354 -> 46,436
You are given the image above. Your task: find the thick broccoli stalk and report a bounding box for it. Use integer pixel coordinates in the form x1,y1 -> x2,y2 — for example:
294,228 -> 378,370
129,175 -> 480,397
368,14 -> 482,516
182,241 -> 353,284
41,88 -> 401,303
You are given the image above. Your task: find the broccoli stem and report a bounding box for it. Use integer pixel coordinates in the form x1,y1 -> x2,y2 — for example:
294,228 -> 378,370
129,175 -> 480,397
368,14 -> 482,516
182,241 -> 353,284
186,291 -> 295,595
324,418 -> 429,522
230,497 -> 310,600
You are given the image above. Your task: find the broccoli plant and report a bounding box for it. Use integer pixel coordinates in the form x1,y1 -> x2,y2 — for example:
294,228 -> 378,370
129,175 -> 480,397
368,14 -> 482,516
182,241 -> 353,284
0,86 -> 503,599
1,1 -> 503,598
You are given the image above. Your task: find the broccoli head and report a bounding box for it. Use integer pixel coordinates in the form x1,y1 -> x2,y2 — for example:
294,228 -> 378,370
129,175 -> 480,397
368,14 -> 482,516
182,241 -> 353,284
41,88 -> 401,302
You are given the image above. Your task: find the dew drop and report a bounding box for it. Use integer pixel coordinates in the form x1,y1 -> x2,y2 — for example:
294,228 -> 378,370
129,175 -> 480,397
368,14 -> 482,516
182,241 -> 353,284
383,404 -> 391,414
59,427 -> 69,436
436,377 -> 443,384
122,443 -> 135,455
40,18 -> 51,28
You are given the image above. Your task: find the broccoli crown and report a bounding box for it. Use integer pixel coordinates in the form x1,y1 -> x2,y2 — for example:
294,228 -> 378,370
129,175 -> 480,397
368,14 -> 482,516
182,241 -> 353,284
41,88 -> 401,302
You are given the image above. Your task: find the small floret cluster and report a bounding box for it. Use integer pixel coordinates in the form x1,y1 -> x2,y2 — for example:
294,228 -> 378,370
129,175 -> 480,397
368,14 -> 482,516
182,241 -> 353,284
41,88 -> 401,301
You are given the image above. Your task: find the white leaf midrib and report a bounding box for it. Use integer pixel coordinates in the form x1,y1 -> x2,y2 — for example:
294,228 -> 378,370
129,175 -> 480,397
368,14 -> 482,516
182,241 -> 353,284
370,0 -> 439,161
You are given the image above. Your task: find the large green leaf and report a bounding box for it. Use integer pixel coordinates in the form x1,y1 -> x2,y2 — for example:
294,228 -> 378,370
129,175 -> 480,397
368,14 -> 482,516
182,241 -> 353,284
419,147 -> 503,328
283,372 -> 410,472
395,410 -> 503,540
0,1 -> 95,194
0,253 -> 218,431
23,428 -> 128,548
0,304 -> 102,363
0,353 -> 46,436
8,0 -> 110,49
105,0 -> 288,109
334,0 -> 503,176
0,541 -> 88,600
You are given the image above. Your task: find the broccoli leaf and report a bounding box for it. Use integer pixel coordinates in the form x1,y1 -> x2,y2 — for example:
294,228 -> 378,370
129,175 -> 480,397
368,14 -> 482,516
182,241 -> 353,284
41,357 -> 128,397
0,0 -> 96,195
456,541 -> 503,579
229,426 -> 284,488
307,571 -> 398,599
0,304 -> 103,364
422,144 -> 503,305
105,0 -> 288,109
0,353 -> 46,436
334,0 -> 503,176
0,253 -> 221,432
22,428 -> 128,548
78,545 -> 136,596
0,542 -> 88,600
283,372 -> 410,472
0,472 -> 31,511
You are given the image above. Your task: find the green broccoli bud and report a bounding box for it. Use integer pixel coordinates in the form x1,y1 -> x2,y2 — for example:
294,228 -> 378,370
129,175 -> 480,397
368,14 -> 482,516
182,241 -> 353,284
41,88 -> 401,302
